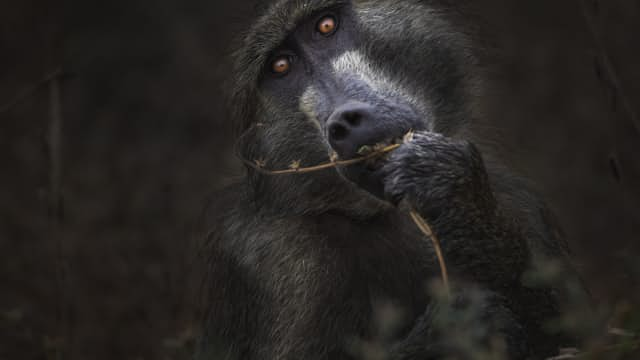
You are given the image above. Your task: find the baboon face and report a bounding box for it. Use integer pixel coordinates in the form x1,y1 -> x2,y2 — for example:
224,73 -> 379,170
234,0 -> 474,205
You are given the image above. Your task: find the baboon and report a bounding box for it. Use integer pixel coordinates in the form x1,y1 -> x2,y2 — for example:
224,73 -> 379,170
197,0 -> 581,358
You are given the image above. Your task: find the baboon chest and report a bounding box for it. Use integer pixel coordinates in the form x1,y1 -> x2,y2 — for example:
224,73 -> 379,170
260,213 -> 436,349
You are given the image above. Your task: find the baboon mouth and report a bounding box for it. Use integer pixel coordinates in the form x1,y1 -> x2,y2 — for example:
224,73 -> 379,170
356,136 -> 403,170
332,132 -> 410,199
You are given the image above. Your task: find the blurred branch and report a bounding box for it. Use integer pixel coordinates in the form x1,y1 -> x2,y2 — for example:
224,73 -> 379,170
49,74 -> 63,221
0,68 -> 62,114
609,327 -> 637,338
48,71 -> 68,360
578,0 -> 640,137
545,330 -> 640,360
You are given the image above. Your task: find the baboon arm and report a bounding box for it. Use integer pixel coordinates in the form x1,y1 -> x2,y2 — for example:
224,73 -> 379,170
380,132 -> 530,285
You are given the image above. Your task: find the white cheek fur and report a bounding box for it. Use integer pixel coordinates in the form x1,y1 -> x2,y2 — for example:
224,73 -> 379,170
331,50 -> 428,122
298,85 -> 322,130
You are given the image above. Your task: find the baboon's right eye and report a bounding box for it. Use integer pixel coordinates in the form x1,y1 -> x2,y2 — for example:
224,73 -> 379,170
316,15 -> 338,36
271,56 -> 291,75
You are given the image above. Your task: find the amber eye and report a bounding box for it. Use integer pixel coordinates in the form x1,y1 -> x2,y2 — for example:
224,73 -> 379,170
271,56 -> 291,74
317,15 -> 337,35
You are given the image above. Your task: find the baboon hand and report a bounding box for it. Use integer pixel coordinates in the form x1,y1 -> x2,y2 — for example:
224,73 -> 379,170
380,131 -> 494,221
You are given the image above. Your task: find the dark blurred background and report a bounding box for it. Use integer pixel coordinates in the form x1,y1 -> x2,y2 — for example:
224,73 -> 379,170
1,0 -> 638,359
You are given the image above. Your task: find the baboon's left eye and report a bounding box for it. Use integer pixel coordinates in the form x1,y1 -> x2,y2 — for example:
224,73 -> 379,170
271,56 -> 291,75
316,15 -> 337,36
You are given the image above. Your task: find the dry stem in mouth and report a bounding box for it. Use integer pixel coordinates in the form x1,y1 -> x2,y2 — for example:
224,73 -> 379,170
239,143 -> 401,175
235,128 -> 449,293
409,210 -> 449,295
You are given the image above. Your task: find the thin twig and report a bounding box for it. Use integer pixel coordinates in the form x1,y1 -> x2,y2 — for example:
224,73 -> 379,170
546,354 -> 579,360
0,68 -> 63,114
608,327 -> 638,338
409,210 -> 450,294
48,72 -> 67,360
545,339 -> 640,360
239,143 -> 401,175
578,0 -> 640,136
546,347 -> 581,360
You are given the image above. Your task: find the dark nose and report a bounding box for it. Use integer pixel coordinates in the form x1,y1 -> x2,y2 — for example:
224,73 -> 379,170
327,102 -> 378,158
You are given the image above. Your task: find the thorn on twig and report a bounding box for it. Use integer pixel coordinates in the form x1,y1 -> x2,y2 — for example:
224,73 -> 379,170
254,159 -> 266,168
288,160 -> 301,171
403,129 -> 415,143
357,145 -> 373,156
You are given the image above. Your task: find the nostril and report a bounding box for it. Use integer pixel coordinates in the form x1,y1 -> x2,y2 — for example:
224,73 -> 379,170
343,111 -> 361,126
329,123 -> 348,141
